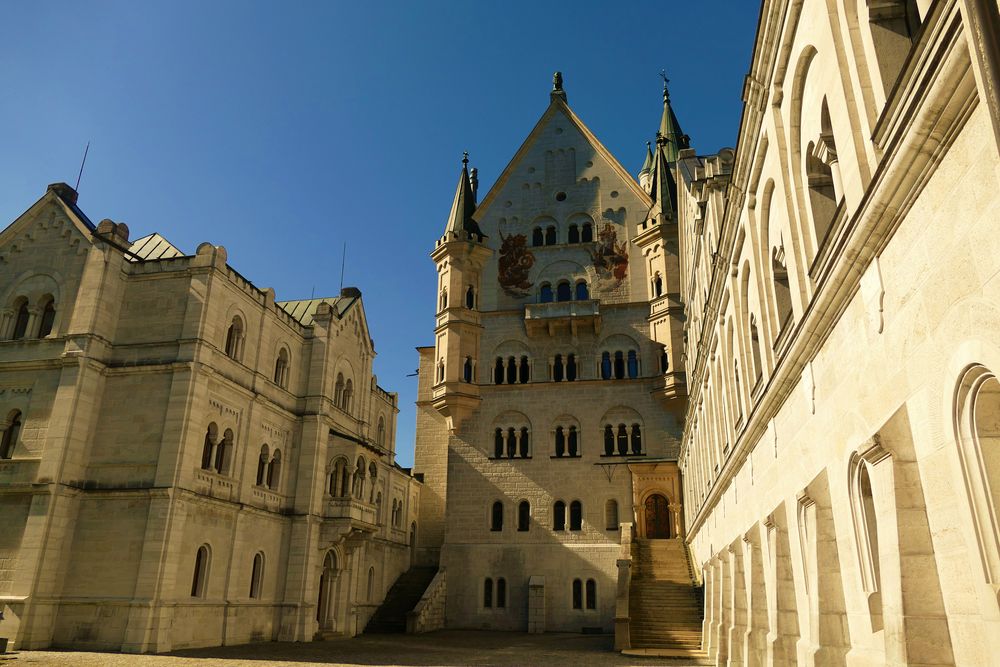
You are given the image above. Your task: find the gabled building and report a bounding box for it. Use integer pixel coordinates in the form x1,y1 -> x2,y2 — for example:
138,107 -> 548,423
0,183 -> 420,652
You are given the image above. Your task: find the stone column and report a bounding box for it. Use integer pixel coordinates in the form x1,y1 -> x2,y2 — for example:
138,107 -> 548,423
0,309 -> 13,339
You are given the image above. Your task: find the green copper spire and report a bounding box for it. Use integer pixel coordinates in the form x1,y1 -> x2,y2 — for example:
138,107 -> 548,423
649,140 -> 676,220
639,141 -> 653,176
444,152 -> 483,239
657,73 -> 689,163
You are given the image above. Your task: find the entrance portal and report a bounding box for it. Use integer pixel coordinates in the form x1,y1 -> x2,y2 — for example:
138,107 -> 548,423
644,494 -> 671,538
317,551 -> 337,630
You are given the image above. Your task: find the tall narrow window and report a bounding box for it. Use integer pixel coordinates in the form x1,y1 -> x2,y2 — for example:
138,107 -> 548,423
555,426 -> 565,457
772,246 -> 793,332
553,354 -> 564,382
519,356 -> 530,383
494,428 -> 504,458
532,228 -> 544,246
225,317 -> 243,360
463,357 -> 473,383
201,427 -> 215,470
568,224 -> 580,243
568,426 -> 578,457
38,298 -> 56,337
249,552 -> 264,599
566,354 -> 577,382
603,425 -> 614,456
572,579 -> 583,609
484,578 -> 494,608
605,499 -> 619,530
495,358 -> 505,385
497,578 -> 507,608
377,417 -> 385,447
660,348 -> 669,373
343,379 -> 354,412
506,428 -> 517,458
465,286 -> 475,309
191,545 -> 210,598
614,351 -> 625,379
256,445 -> 268,485
601,352 -> 612,380
334,373 -> 345,405
569,500 -> 582,531
540,284 -> 553,303
506,357 -> 517,384
575,282 -> 589,300
556,281 -> 572,302
11,300 -> 29,340
491,501 -> 504,531
545,226 -> 556,245
582,223 -> 593,242
750,315 -> 763,384
267,449 -> 282,490
653,273 -> 663,297
518,501 -> 530,531
617,424 -> 628,455
440,288 -> 448,311
554,501 -> 566,531
0,411 -> 22,460
519,427 -> 530,457
216,429 -> 233,475
274,349 -> 289,388
630,424 -> 642,454
585,579 -> 596,609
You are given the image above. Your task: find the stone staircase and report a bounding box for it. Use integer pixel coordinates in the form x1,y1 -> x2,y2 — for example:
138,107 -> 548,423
628,538 -> 707,659
364,566 -> 438,634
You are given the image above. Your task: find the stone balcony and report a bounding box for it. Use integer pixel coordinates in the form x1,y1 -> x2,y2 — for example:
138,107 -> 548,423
325,496 -> 379,531
524,300 -> 601,337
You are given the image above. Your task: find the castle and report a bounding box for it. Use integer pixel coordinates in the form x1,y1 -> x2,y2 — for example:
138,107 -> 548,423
4,0 -> 1000,663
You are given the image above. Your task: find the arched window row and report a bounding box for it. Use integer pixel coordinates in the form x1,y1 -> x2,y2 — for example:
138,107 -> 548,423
602,423 -> 643,457
3,295 -> 57,341
328,457 -> 352,498
553,424 -> 581,458
483,577 -> 507,609
553,500 -> 583,531
201,424 -> 235,475
334,373 -> 354,413
391,498 -> 404,527
571,578 -> 597,610
600,350 -> 640,380
255,445 -> 283,491
531,223 -> 594,247
493,426 -> 531,459
539,280 -> 589,303
494,356 -> 530,384
551,353 -> 579,382
1,410 -> 23,460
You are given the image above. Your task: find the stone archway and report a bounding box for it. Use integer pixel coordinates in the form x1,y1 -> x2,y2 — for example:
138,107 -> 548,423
644,493 -> 672,538
317,551 -> 338,631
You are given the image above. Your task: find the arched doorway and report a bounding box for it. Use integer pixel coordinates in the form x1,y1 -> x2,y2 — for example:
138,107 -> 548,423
644,494 -> 672,539
316,551 -> 337,631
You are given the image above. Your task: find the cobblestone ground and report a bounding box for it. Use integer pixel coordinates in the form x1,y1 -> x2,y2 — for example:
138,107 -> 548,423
3,631 -> 694,666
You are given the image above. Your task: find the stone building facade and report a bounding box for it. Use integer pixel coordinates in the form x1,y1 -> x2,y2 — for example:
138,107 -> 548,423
413,77 -> 688,634
0,184 -> 420,652
675,0 -> 1000,665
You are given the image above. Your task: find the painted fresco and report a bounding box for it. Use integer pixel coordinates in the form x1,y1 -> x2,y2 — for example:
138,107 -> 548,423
497,231 -> 535,298
589,222 -> 628,288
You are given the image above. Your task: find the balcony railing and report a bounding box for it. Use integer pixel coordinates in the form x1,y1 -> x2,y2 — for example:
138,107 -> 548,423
524,300 -> 601,337
325,496 -> 379,527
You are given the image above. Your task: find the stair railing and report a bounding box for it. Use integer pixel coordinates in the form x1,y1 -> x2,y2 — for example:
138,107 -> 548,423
613,522 -> 634,651
406,570 -> 446,634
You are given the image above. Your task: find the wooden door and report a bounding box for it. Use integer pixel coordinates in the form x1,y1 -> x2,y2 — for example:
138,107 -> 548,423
644,494 -> 671,538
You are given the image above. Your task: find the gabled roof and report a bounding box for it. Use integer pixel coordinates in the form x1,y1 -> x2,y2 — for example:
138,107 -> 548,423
128,233 -> 184,262
277,296 -> 356,326
475,96 -> 652,219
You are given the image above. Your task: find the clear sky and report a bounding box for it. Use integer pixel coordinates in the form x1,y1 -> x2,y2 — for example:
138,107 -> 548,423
1,1 -> 761,467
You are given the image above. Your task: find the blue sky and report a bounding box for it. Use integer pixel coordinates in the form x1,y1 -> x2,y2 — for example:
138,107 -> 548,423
1,1 -> 760,467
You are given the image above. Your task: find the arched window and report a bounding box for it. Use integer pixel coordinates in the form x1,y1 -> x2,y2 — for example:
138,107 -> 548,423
506,357 -> 517,384
11,299 -> 29,340
585,578 -> 596,609
806,100 -> 842,250
377,417 -> 386,447
191,545 -> 210,598
484,578 -> 494,608
572,579 -> 583,609
569,500 -> 582,531
334,373 -> 345,405
519,427 -> 530,458
660,347 -> 669,374
545,226 -> 556,245
267,449 -> 282,490
465,286 -> 475,309
225,316 -> 243,360
506,427 -> 517,458
1,411 -> 22,460
497,577 -> 507,608
38,297 -> 56,337
605,499 -> 619,530
568,224 -> 580,243
653,273 -> 663,298
518,501 -> 530,531
575,281 -> 589,301
553,354 -> 564,382
494,358 -> 505,385
627,351 -> 638,378
567,426 -> 578,457
353,457 -> 366,499
491,501 -> 504,531
630,424 -> 642,454
603,425 -> 614,456
343,379 -> 354,412
519,356 -> 530,383
617,424 -> 628,455
201,424 -> 216,470
532,227 -> 544,246
555,426 -> 565,457
582,223 -> 593,242
256,444 -> 269,486
437,361 -> 445,383
463,357 -> 473,383
494,428 -> 504,459
614,351 -> 625,379
440,288 -> 448,311
250,552 -> 264,599
215,428 -> 233,475
556,281 -> 572,302
540,283 -> 553,303
554,501 -> 566,531
274,348 -> 289,388
367,567 -> 376,601
566,354 -> 577,382
601,352 -> 612,380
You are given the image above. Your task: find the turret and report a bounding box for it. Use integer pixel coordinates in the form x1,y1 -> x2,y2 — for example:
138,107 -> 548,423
638,141 -> 654,193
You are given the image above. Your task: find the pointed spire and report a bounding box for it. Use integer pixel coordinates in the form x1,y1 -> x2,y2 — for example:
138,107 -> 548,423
649,141 -> 676,221
639,141 -> 653,176
657,71 -> 689,163
444,153 -> 483,239
550,71 -> 567,103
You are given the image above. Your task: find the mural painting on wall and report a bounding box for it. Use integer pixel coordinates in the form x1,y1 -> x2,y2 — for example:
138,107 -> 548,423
590,222 -> 628,288
498,231 -> 535,298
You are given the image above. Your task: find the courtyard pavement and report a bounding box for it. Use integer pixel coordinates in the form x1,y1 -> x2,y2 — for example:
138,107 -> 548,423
3,631 -> 700,666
